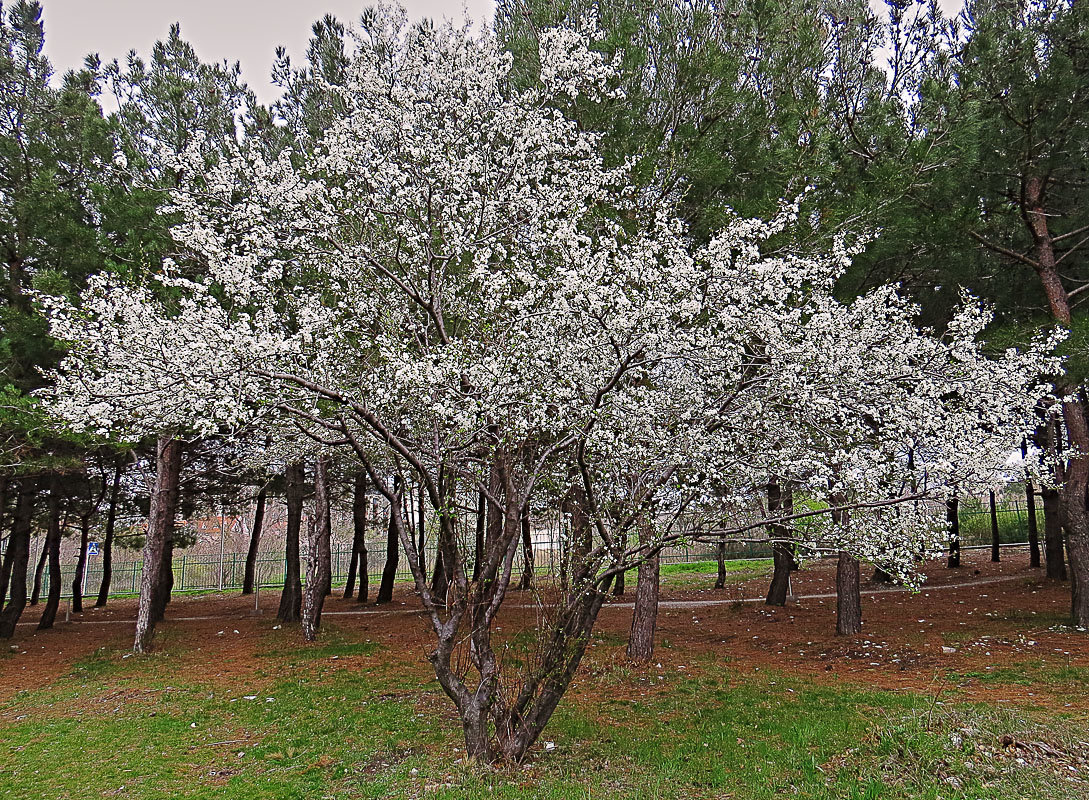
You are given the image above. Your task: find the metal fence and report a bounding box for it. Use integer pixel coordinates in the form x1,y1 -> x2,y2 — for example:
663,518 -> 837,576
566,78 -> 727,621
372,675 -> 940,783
20,498 -> 1037,599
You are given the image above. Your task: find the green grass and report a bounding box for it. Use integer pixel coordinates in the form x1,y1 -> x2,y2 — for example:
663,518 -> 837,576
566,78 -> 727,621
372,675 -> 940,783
3,625 -> 1087,799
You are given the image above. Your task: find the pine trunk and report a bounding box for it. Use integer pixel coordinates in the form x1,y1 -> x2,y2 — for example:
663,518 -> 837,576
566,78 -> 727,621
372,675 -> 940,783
1026,480 -> 1041,568
376,479 -> 400,604
0,481 -> 35,638
302,457 -> 332,641
277,463 -> 305,623
714,541 -> 727,589
29,538 -> 47,606
37,483 -> 63,630
242,486 -> 268,595
352,474 -> 369,602
1042,488 -> 1066,579
71,514 -> 91,614
133,436 -> 182,653
95,463 -> 122,607
989,490 -> 1001,562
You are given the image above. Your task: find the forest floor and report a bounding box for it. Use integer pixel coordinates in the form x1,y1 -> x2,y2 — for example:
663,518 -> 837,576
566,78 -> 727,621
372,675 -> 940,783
2,546 -> 1088,799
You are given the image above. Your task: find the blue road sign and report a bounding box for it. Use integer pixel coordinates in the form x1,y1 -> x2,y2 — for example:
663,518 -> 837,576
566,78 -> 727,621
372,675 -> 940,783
87,541 -> 100,556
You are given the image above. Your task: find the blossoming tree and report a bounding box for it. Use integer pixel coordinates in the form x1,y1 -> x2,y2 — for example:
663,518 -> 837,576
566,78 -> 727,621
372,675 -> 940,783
44,5 -> 1054,761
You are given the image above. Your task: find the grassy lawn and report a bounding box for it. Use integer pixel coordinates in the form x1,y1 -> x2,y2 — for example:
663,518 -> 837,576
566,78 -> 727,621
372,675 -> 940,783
3,622 -> 1087,799
658,558 -> 773,588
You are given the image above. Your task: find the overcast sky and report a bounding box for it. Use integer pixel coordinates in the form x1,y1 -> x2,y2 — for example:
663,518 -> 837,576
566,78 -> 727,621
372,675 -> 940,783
41,1 -> 495,105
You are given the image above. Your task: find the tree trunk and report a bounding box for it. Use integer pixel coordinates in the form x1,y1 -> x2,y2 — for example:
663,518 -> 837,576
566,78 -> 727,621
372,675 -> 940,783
989,489 -> 1001,562
95,462 -> 123,607
472,489 -> 485,583
1042,488 -> 1066,579
376,479 -> 400,604
1026,479 -> 1041,568
836,551 -> 862,635
518,505 -> 533,591
947,496 -> 961,568
277,463 -> 305,623
714,541 -> 727,589
626,547 -> 660,661
133,436 -> 182,653
351,474 -> 369,602
241,485 -> 268,595
1022,174 -> 1088,622
612,531 -> 626,596
765,482 -> 795,606
0,481 -> 35,638
29,537 -> 47,606
38,481 -> 63,630
302,457 -> 332,641
71,513 -> 91,614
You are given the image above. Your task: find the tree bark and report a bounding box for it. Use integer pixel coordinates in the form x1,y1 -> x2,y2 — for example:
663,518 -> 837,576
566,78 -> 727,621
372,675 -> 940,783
376,478 -> 400,604
302,457 -> 332,641
765,482 -> 794,606
29,536 -> 47,606
277,462 -> 305,623
38,480 -> 63,630
517,505 -> 533,591
627,546 -> 660,661
241,485 -> 267,595
71,513 -> 91,614
1022,174 -> 1088,621
714,540 -> 727,589
1042,488 -> 1067,579
0,481 -> 35,638
95,461 -> 123,607
350,474 -> 369,602
472,489 -> 485,583
836,551 -> 862,635
1026,479 -> 1041,568
989,489 -> 1001,562
133,436 -> 182,653
947,496 -> 961,569
612,531 -> 626,596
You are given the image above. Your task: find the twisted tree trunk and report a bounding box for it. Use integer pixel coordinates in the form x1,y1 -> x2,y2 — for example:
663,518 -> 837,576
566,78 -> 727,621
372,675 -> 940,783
765,482 -> 794,606
627,544 -> 660,661
376,478 -> 400,604
836,551 -> 862,635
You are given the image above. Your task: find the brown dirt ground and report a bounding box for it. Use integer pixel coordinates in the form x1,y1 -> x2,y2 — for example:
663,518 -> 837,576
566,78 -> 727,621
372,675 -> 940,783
2,546 -> 1087,716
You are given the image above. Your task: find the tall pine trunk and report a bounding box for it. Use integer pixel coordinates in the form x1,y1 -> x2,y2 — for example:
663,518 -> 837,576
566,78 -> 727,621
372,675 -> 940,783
241,485 -> 267,595
277,463 -> 305,623
71,513 -> 91,614
38,480 -> 63,630
0,481 -> 35,638
376,478 -> 400,604
1026,479 -> 1041,568
95,462 -> 122,607
351,474 -> 369,602
29,538 -> 47,606
133,436 -> 182,653
302,457 -> 332,641
989,489 -> 1001,562
1042,487 -> 1066,579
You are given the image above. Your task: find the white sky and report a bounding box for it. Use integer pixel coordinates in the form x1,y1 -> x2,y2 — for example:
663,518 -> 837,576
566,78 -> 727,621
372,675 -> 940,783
42,1 -> 495,105
40,1 -> 965,107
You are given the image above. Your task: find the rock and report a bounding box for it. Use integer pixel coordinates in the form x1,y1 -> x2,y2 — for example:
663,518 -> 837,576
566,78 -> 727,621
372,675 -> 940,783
941,646 -> 957,654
